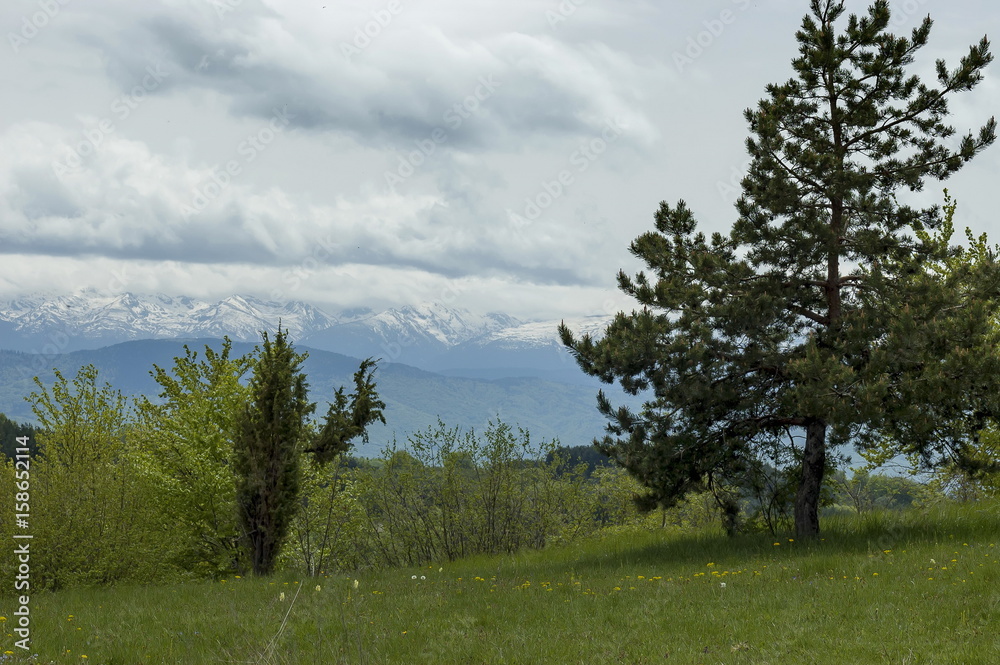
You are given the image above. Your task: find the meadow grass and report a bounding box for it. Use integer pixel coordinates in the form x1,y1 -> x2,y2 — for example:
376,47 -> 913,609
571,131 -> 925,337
1,500 -> 998,664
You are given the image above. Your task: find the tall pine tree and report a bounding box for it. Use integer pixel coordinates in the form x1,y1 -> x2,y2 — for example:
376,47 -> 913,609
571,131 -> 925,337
561,0 -> 999,536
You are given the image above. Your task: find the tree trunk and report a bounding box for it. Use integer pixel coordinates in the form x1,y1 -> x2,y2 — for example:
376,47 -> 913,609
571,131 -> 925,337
794,419 -> 826,537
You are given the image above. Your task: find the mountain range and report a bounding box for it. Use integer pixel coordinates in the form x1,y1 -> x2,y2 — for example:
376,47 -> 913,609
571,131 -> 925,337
0,292 -> 630,455
0,291 -> 613,383
0,339 -> 629,457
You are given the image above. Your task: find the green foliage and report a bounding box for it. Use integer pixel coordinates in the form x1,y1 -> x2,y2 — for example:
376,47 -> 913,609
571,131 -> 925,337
545,444 -> 614,478
300,419 -> 660,571
284,456 -> 370,575
234,328 -> 314,576
828,468 -> 928,513
306,357 -> 386,465
22,365 -> 168,588
561,0 -> 999,537
136,338 -> 254,575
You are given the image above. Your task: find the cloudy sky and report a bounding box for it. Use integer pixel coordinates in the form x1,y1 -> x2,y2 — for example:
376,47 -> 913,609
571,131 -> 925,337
1,0 -> 997,320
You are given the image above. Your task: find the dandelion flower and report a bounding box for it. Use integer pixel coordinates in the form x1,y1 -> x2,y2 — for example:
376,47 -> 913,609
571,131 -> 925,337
353,579 -> 359,589
315,585 -> 321,592
280,592 -> 285,601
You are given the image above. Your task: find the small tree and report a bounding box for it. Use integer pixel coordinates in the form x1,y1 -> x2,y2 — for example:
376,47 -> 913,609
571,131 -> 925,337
26,366 -> 166,587
234,328 -> 314,575
137,338 -> 254,574
234,329 -> 386,575
561,0 -> 999,536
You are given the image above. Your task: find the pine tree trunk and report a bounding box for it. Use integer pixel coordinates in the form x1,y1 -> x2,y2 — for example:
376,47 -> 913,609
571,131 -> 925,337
794,419 -> 826,537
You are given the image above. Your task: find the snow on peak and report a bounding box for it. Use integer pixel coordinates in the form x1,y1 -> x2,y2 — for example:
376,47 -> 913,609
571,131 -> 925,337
0,291 -> 611,355
371,303 -> 522,346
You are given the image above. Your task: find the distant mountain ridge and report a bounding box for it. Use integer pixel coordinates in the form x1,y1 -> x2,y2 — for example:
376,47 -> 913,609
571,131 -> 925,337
0,291 -> 341,350
0,291 -> 614,383
299,302 -> 523,366
0,339 -> 627,457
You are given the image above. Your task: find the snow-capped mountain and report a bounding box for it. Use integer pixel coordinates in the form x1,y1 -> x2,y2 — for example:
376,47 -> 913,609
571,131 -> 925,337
468,316 -> 613,349
300,301 -> 523,365
0,290 -> 339,351
420,315 -> 614,383
0,291 -> 613,384
372,303 -> 521,347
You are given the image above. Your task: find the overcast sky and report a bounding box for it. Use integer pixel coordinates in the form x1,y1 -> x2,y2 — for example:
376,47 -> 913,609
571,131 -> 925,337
1,0 -> 997,320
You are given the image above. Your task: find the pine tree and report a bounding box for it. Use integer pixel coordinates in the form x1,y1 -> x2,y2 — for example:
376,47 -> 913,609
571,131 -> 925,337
561,0 -> 999,536
234,327 -> 314,575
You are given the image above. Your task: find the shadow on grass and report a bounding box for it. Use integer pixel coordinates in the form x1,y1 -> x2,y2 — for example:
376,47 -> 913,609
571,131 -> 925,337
553,500 -> 1000,575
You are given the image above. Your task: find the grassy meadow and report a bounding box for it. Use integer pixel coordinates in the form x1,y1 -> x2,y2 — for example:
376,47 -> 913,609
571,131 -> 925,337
1,500 -> 998,665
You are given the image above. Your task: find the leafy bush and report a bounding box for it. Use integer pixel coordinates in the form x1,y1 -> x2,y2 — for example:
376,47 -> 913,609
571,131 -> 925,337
284,420 -> 662,573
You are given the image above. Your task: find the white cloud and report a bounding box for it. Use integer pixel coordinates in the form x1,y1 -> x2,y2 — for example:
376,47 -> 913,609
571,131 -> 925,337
1,0 -> 998,320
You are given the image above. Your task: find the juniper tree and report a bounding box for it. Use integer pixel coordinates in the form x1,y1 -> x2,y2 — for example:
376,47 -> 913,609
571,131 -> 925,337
234,327 -> 314,575
234,328 -> 386,574
305,357 -> 386,466
561,0 -> 999,536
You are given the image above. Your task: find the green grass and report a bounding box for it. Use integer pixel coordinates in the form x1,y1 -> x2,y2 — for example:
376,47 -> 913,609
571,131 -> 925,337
2,501 -> 999,664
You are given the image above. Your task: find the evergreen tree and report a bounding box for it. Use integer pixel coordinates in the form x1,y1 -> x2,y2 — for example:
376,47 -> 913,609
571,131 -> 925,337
234,327 -> 314,575
0,413 -> 40,460
305,357 -> 386,466
561,0 -> 999,536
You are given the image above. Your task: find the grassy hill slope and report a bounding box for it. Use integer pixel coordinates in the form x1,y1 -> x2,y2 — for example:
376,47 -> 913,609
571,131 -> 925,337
2,501 -> 997,664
